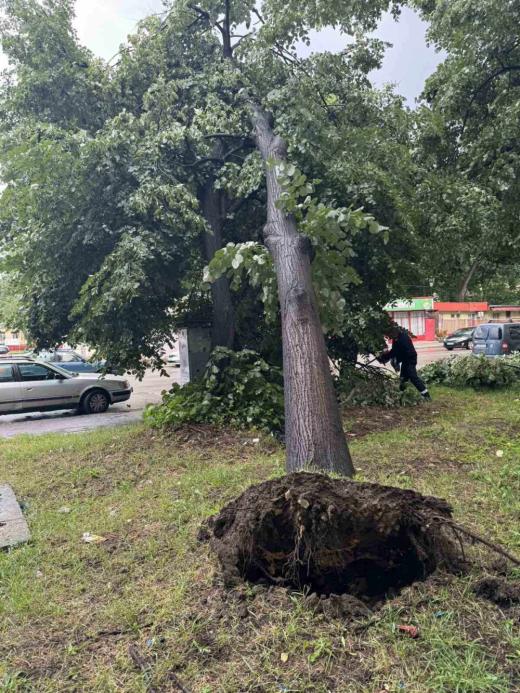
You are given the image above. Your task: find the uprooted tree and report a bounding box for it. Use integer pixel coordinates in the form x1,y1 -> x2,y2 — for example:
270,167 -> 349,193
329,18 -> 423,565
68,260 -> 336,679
0,0 -> 423,475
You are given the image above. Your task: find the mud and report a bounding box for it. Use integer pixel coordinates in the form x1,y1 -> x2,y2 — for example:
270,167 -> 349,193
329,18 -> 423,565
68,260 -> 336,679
473,576 -> 520,607
200,472 -> 458,599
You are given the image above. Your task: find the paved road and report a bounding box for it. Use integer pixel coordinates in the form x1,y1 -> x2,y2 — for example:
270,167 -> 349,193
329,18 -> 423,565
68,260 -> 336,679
0,367 -> 181,439
415,341 -> 455,366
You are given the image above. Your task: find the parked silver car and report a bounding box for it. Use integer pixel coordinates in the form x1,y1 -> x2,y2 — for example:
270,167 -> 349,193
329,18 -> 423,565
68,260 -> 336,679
0,358 -> 132,415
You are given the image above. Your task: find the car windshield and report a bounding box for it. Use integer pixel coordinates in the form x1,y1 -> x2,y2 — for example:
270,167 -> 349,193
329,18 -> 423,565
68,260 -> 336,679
452,329 -> 472,337
473,325 -> 503,340
58,351 -> 84,362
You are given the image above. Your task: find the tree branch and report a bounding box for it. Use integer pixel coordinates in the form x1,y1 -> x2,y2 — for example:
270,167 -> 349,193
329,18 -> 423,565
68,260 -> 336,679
461,65 -> 520,135
223,0 -> 232,57
187,3 -> 225,36
251,8 -> 265,25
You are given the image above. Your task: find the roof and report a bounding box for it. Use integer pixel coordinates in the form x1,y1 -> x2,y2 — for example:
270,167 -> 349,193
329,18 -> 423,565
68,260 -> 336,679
489,305 -> 520,311
434,302 -> 489,312
0,357 -> 35,363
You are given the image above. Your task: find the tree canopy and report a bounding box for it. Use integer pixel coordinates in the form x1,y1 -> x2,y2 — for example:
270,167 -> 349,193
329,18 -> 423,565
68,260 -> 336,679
0,0 -> 417,370
412,0 -> 520,300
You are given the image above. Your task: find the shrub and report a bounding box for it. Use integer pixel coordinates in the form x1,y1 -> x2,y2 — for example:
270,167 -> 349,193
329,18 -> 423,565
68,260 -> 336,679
420,354 -> 520,388
335,365 -> 422,408
145,347 -> 284,434
419,356 -> 459,385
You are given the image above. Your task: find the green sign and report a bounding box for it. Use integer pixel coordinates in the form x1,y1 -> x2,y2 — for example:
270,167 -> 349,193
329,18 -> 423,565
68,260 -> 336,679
384,297 -> 434,312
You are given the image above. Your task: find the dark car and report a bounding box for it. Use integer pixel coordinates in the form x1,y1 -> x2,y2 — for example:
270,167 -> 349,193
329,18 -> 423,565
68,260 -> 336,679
0,345 -> 9,355
31,349 -> 105,373
472,322 -> 520,356
443,327 -> 474,351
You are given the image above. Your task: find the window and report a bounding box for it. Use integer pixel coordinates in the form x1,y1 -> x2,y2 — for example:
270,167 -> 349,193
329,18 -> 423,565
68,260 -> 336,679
0,365 -> 14,383
489,326 -> 502,340
474,326 -> 489,340
0,332 -> 5,344
11,331 -> 19,339
506,311 -> 512,318
508,326 -> 520,342
59,352 -> 83,363
18,364 -> 59,382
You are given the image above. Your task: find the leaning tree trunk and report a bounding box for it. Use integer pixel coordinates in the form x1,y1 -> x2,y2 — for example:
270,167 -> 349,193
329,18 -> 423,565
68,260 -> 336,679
200,180 -> 235,349
251,104 -> 354,476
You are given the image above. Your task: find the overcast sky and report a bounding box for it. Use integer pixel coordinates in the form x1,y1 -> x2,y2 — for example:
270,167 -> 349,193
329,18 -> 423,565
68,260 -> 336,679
1,1 -> 441,106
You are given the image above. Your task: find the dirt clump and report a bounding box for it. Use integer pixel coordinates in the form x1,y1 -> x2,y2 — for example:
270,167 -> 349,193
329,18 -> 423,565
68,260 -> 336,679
200,472 -> 459,600
473,576 -> 520,607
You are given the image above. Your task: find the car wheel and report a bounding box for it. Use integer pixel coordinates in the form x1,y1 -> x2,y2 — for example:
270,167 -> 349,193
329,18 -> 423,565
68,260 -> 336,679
445,346 -> 454,351
82,389 -> 110,415
466,341 -> 473,350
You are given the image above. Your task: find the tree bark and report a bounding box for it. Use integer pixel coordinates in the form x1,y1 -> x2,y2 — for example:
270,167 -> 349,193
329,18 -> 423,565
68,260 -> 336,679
200,180 -> 235,348
457,258 -> 480,301
250,104 -> 354,476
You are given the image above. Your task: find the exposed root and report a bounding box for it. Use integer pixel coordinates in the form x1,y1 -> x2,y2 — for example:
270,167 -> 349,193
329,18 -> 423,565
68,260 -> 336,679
200,473 -> 461,600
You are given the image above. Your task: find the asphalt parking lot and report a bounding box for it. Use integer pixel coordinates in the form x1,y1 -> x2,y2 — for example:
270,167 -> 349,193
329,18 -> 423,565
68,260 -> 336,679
0,366 -> 181,439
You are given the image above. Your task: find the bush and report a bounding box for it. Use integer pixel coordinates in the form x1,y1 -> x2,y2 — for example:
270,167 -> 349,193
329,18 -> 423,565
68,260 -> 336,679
419,356 -> 459,385
335,365 -> 422,408
145,347 -> 284,434
420,354 -> 520,388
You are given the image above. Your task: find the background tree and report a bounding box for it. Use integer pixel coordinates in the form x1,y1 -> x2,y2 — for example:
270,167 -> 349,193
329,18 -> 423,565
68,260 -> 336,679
413,0 -> 520,300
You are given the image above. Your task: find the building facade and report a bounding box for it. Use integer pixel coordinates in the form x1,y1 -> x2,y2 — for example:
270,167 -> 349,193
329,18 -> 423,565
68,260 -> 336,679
385,298 -> 520,340
434,302 -> 489,335
0,328 -> 28,352
384,297 -> 436,341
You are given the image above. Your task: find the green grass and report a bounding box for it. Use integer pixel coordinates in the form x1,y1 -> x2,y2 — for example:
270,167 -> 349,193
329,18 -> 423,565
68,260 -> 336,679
0,387 -> 519,692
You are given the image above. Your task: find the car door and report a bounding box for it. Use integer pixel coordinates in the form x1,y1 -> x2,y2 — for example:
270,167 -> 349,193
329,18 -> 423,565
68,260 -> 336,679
17,363 -> 78,411
506,325 -> 520,353
0,364 -> 22,414
472,326 -> 488,355
485,325 -> 503,355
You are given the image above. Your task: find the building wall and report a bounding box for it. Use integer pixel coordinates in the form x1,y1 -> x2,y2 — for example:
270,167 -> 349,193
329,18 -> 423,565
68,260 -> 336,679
490,309 -> 520,322
0,328 -> 28,351
436,315 -> 482,334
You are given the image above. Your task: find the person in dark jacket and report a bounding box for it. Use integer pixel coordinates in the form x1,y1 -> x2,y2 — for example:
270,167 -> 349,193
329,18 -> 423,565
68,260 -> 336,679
379,323 -> 431,400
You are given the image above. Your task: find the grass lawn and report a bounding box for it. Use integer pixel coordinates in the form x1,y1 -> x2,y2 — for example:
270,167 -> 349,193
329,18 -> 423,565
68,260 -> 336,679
0,387 -> 519,692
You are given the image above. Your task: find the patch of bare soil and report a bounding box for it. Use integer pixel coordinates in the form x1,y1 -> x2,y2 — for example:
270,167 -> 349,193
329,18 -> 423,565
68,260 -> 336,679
473,575 -> 520,608
200,473 -> 459,600
343,402 -> 446,438
165,424 -> 280,455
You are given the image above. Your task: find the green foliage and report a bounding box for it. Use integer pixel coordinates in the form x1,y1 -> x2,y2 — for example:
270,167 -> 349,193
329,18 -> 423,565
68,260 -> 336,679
420,355 -> 520,389
145,347 -> 284,433
0,274 -> 21,330
0,0 -> 418,370
413,0 -> 520,299
418,356 -> 459,386
335,365 -> 422,408
204,242 -> 278,322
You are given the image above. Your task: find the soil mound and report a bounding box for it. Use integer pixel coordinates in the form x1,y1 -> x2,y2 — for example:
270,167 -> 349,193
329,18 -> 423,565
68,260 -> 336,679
473,576 -> 520,607
200,472 -> 458,599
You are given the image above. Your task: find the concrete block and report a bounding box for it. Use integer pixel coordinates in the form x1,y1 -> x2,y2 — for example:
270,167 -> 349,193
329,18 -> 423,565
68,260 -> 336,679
0,484 -> 30,548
